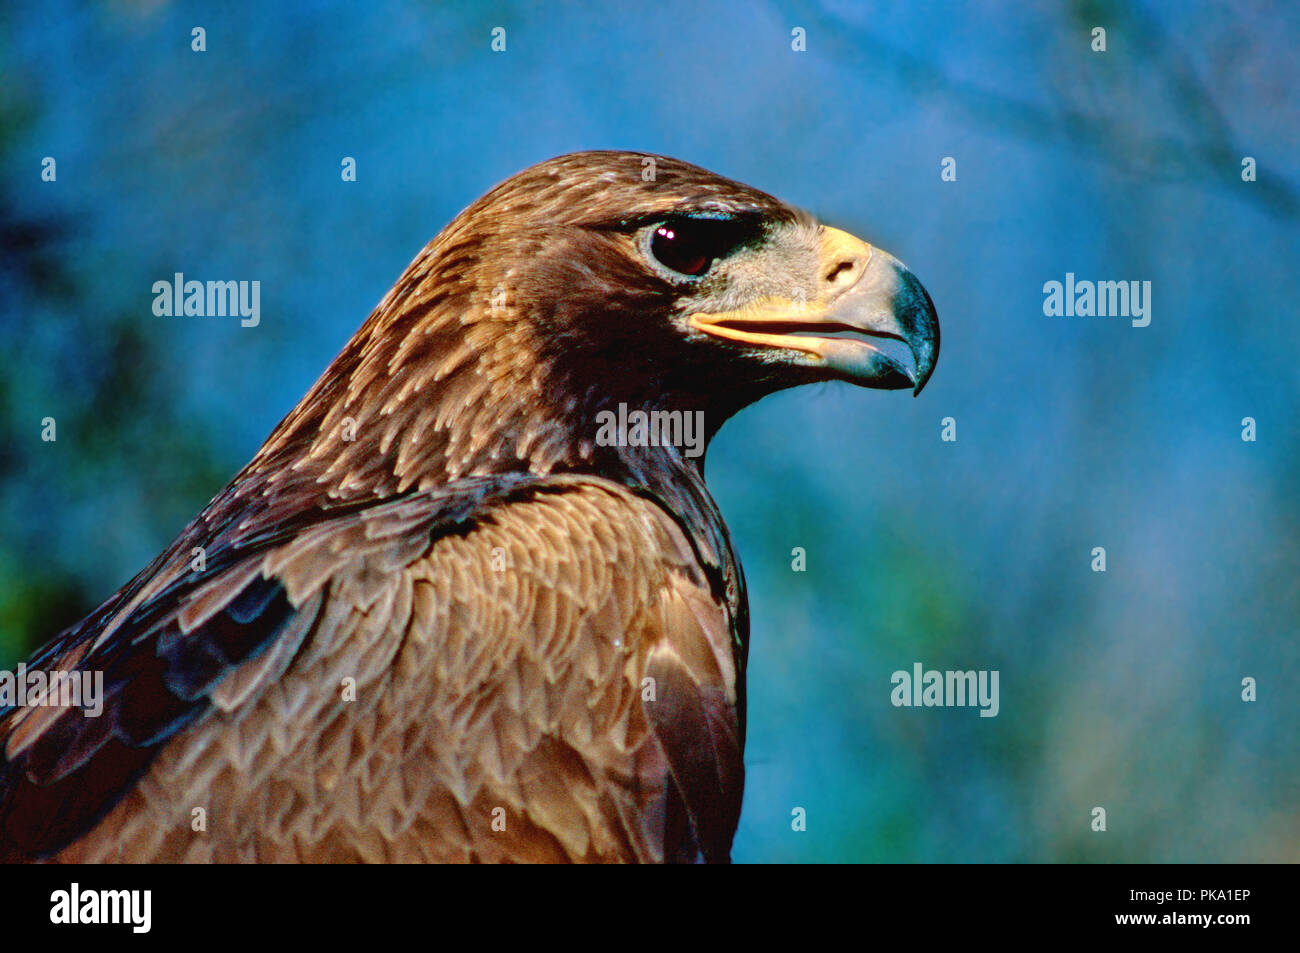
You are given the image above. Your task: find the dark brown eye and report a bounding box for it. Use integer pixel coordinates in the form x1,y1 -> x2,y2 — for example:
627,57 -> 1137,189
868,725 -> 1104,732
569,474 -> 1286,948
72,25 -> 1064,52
651,225 -> 709,276
647,216 -> 763,278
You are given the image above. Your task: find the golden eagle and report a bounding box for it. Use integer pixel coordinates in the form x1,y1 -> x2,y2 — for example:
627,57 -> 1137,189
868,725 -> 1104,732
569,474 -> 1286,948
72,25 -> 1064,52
0,152 -> 937,862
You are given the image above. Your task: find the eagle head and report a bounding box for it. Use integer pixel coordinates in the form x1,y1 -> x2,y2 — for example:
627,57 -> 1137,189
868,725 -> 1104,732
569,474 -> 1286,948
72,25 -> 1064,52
269,150 -> 939,496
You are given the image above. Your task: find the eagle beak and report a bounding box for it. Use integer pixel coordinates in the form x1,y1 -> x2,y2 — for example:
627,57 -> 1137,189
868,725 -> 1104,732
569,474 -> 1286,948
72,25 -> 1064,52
689,227 -> 939,395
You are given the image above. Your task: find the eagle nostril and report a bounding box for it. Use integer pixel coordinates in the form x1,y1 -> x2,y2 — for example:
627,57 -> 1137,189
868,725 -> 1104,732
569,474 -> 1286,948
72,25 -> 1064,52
825,259 -> 859,285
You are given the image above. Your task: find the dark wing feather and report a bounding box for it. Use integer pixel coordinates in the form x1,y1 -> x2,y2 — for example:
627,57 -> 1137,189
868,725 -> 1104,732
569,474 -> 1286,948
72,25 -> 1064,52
0,474 -> 548,861
1,473 -> 745,863
0,574 -> 296,859
643,572 -> 744,862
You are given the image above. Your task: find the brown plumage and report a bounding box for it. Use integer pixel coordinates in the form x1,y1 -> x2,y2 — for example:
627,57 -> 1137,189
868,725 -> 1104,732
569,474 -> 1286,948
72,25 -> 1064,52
0,151 -> 937,862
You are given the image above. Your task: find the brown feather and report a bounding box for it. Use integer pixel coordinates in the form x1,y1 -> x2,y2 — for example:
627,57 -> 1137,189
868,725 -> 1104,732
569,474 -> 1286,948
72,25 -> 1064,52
40,480 -> 739,862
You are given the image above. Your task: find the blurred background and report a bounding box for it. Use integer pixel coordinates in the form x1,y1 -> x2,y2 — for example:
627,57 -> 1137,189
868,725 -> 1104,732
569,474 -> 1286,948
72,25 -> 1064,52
1,0 -> 1296,862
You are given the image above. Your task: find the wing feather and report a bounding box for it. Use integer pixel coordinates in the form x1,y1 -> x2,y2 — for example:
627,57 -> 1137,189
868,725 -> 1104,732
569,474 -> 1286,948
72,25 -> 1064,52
1,474 -> 745,863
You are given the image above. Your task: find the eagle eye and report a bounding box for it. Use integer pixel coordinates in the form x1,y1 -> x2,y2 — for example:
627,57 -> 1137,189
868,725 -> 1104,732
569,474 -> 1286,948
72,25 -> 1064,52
647,216 -> 762,278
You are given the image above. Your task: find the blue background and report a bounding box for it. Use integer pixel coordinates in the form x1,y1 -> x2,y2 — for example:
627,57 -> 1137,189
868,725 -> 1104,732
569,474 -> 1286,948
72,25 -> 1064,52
1,0 -> 1296,862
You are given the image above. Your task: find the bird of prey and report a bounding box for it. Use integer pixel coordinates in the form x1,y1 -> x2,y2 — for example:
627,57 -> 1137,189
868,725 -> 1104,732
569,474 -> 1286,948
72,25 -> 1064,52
0,151 -> 937,863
